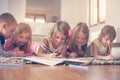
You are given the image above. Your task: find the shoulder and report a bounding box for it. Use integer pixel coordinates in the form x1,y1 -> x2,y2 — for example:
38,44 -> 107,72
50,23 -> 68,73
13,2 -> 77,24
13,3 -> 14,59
93,38 -> 103,50
93,38 -> 101,45
5,38 -> 12,42
5,38 -> 12,44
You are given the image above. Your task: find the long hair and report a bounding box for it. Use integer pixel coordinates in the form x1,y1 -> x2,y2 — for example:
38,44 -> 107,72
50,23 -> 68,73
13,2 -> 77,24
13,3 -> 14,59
49,21 -> 70,44
69,22 -> 89,52
8,23 -> 32,53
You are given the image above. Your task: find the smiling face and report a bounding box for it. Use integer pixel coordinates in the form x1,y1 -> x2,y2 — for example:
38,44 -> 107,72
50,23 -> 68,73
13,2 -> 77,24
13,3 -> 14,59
75,31 -> 87,47
52,30 -> 66,48
15,32 -> 30,46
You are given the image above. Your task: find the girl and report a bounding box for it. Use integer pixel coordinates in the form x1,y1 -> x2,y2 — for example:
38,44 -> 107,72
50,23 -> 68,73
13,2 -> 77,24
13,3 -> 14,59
37,21 -> 70,58
4,23 -> 34,57
68,22 -> 89,58
92,25 -> 116,59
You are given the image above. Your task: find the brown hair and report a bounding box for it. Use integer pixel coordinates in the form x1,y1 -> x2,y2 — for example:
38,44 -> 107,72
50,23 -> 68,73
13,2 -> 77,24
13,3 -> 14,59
69,22 -> 89,52
49,21 -> 70,43
100,25 -> 116,41
0,13 -> 17,26
8,23 -> 32,53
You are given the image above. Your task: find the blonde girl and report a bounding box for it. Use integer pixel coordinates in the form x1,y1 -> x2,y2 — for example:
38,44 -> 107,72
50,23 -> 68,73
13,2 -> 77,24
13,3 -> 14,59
68,22 -> 89,58
37,21 -> 70,58
4,23 -> 34,56
92,25 -> 116,59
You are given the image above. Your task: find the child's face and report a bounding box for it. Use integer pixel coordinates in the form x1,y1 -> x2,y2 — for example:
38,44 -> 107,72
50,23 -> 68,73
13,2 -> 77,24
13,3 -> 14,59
52,31 -> 66,47
2,23 -> 16,39
75,31 -> 87,46
101,34 -> 113,47
16,32 -> 30,46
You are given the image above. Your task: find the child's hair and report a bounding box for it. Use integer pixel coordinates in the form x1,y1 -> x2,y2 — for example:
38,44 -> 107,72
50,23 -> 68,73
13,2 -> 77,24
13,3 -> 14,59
9,23 -> 32,53
0,13 -> 17,26
100,25 -> 116,41
69,22 -> 89,52
49,21 -> 70,42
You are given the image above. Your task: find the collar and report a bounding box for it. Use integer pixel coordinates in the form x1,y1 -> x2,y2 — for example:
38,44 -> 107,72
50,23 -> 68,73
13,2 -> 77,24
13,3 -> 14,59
0,34 -> 5,45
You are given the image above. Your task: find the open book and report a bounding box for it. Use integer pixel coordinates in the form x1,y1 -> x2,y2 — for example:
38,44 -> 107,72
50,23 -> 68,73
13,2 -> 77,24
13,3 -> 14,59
23,56 -> 93,66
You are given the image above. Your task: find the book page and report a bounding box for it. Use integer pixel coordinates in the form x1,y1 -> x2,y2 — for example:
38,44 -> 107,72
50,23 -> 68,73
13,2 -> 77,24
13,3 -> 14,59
24,56 -> 64,66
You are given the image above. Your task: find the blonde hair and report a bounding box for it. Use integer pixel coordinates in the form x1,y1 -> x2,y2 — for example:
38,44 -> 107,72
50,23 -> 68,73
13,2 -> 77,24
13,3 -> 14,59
8,23 -> 32,53
49,21 -> 70,43
100,25 -> 116,41
69,22 -> 89,52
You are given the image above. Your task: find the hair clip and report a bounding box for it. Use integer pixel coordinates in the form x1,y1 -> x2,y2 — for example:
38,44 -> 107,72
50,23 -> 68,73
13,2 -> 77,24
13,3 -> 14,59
68,29 -> 72,37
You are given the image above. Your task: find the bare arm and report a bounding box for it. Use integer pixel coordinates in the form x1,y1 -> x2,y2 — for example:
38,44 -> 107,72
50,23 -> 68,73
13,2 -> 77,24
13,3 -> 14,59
57,45 -> 67,58
37,38 -> 51,57
92,42 -> 112,59
0,43 -> 16,57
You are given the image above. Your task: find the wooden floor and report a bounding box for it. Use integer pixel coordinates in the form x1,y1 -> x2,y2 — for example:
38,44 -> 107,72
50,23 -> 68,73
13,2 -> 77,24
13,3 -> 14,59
0,64 -> 120,80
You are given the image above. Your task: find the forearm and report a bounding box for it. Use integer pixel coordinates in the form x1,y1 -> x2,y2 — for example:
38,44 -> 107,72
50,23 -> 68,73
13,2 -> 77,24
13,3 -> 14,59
94,54 -> 111,59
37,52 -> 48,57
0,49 -> 16,57
23,52 -> 34,57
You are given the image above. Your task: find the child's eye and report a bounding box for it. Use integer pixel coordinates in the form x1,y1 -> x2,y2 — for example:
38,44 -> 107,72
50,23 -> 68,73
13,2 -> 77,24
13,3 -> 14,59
61,38 -> 66,41
56,36 -> 59,39
11,30 -> 14,33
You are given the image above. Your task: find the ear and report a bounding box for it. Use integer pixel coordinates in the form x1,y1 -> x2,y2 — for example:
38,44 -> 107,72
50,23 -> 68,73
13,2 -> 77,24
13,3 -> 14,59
2,22 -> 7,29
99,34 -> 102,38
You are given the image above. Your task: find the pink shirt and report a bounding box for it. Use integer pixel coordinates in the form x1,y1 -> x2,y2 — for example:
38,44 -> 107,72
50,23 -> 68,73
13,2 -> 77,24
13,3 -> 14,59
4,38 -> 36,57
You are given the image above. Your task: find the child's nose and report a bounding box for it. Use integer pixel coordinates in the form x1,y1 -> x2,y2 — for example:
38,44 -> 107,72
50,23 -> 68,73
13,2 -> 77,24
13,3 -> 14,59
78,38 -> 82,42
57,38 -> 61,43
22,39 -> 26,42
107,40 -> 112,45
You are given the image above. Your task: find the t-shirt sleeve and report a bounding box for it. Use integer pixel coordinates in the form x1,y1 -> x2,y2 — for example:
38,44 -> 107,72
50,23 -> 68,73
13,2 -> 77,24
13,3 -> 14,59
0,43 -> 16,57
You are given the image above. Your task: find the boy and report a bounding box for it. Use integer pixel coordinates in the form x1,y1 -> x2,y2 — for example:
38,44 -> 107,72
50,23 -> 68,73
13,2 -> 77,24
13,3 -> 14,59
0,12 -> 23,57
92,25 -> 116,59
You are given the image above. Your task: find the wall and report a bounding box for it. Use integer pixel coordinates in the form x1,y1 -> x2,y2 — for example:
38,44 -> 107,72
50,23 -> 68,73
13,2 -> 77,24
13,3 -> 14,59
61,0 -> 120,43
8,0 -> 26,23
106,0 -> 120,28
0,0 -> 26,23
61,0 -> 88,28
89,0 -> 120,42
1,0 -> 120,42
0,0 -> 8,13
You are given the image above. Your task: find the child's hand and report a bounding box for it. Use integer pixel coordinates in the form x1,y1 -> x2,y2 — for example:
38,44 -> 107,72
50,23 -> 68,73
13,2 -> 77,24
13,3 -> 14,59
57,55 -> 64,58
109,55 -> 117,59
49,53 -> 57,58
105,55 -> 113,59
16,51 -> 24,57
69,52 -> 77,58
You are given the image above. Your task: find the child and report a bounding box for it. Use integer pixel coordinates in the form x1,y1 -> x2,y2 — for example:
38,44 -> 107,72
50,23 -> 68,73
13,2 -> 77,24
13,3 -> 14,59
92,25 -> 116,59
37,21 -> 70,58
0,12 -> 23,57
4,23 -> 35,57
68,22 -> 89,58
